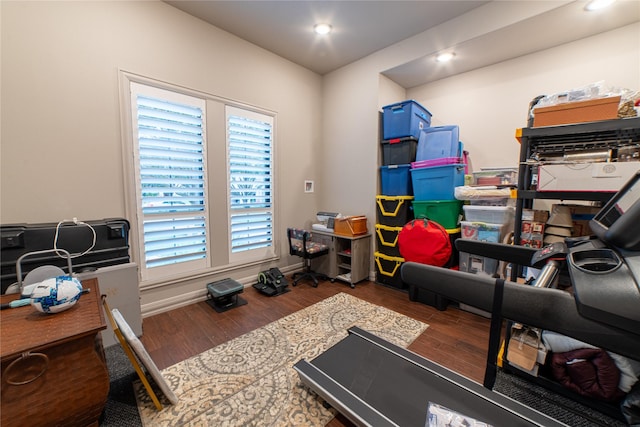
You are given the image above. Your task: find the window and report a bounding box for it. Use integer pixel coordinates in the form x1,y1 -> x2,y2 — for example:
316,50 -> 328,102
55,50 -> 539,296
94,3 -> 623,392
124,76 -> 277,284
226,107 -> 274,262
130,82 -> 209,281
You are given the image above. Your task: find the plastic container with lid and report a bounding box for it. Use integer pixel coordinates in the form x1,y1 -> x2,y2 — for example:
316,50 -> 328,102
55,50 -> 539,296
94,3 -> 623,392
463,205 -> 515,224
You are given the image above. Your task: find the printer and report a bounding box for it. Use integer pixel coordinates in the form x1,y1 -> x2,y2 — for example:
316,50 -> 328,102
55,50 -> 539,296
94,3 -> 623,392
312,212 -> 341,232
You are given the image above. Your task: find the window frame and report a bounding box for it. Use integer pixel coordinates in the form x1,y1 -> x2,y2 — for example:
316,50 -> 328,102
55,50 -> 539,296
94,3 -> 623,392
119,71 -> 279,288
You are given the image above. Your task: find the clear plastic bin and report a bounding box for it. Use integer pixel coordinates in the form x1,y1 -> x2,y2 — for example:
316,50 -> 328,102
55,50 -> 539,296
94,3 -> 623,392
463,205 -> 515,224
460,221 -> 508,243
472,168 -> 517,186
459,251 -> 499,277
469,198 -> 512,206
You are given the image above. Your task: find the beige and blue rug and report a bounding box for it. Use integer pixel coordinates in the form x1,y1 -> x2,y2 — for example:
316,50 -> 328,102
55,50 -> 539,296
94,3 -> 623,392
134,292 -> 428,426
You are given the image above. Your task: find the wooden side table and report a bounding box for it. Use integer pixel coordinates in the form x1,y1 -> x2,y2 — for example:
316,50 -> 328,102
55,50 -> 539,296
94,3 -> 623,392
311,230 -> 372,288
1,278 -> 109,427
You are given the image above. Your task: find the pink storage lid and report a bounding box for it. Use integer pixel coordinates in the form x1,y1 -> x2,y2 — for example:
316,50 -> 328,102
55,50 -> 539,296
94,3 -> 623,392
411,157 -> 463,169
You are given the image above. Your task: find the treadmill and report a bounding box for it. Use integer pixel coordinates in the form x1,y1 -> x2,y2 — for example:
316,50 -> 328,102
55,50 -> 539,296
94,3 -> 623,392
293,171 -> 640,427
294,326 -> 566,426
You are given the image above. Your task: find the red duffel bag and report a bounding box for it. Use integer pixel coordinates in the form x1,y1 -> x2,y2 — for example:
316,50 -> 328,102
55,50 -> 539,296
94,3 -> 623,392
398,218 -> 451,267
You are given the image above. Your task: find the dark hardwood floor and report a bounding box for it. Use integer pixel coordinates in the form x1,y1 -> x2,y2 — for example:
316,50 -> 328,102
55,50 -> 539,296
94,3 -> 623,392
140,278 -> 494,426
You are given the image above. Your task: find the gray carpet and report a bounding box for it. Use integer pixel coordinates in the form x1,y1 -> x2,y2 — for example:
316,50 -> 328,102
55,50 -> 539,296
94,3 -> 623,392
493,368 -> 627,427
100,345 -> 142,427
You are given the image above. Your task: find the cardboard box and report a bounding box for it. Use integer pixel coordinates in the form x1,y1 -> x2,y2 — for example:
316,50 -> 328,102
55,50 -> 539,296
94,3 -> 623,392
507,325 -> 542,371
538,161 -> 640,192
520,220 -> 545,248
522,209 -> 549,223
558,204 -> 601,237
532,96 -> 620,127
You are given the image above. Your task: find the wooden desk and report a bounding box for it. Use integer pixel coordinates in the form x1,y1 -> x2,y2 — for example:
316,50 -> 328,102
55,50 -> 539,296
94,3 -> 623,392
1,278 -> 109,427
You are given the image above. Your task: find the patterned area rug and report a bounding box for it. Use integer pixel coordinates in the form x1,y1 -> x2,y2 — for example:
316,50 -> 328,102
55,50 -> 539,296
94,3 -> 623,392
135,293 -> 428,426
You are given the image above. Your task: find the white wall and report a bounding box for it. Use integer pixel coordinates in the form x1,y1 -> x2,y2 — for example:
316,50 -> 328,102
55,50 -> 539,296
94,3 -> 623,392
319,62 -> 380,219
408,23 -> 640,171
1,1 -> 323,313
321,21 -> 639,282
2,1 -> 639,313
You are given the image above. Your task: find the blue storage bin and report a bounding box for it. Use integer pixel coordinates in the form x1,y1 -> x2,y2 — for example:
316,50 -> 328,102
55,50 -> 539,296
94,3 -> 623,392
380,164 -> 412,196
382,100 -> 432,140
416,125 -> 460,161
411,164 -> 465,201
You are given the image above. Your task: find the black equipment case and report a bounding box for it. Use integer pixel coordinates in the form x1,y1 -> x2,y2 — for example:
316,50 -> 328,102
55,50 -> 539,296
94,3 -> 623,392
1,218 -> 130,294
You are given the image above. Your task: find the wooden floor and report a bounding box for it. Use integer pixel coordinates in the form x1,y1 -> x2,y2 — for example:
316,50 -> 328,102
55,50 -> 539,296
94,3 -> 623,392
140,278 -> 494,426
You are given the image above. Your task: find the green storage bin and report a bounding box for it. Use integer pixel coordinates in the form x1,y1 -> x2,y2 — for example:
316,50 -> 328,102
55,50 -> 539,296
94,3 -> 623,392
412,200 -> 463,229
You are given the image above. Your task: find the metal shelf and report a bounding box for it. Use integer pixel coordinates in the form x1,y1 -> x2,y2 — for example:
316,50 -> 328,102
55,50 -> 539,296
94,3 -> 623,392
517,190 -> 613,203
514,118 -> 640,255
500,116 -> 640,420
521,116 -> 640,140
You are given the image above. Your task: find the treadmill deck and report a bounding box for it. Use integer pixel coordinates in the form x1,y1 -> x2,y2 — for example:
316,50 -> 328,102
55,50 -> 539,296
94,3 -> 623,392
294,326 -> 567,427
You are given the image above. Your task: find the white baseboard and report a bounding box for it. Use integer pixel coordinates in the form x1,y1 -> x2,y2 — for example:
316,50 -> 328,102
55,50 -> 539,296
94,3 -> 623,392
140,264 -> 302,317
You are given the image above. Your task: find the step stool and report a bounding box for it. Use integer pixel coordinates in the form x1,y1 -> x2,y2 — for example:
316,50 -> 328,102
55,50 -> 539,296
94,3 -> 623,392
206,278 -> 247,313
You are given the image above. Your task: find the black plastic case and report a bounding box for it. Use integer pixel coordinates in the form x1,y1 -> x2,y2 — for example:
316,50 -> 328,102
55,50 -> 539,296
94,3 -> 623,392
1,218 -> 130,293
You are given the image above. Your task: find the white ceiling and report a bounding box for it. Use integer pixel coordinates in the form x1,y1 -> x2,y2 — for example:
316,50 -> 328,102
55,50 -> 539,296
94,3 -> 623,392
165,1 -> 640,88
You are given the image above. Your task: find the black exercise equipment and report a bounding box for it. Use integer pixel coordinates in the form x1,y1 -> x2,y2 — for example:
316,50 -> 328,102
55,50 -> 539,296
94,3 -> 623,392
206,278 -> 246,312
294,171 -> 640,426
253,267 -> 289,296
293,327 -> 565,427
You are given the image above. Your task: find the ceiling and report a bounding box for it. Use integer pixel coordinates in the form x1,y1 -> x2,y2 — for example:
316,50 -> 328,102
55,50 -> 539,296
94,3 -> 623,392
165,1 -> 640,88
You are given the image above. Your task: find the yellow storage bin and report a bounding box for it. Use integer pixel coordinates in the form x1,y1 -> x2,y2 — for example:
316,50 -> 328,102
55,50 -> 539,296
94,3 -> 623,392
374,251 -> 405,289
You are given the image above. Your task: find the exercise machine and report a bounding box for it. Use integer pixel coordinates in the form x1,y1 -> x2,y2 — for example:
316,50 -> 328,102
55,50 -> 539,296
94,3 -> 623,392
294,326 -> 566,426
293,171 -> 640,426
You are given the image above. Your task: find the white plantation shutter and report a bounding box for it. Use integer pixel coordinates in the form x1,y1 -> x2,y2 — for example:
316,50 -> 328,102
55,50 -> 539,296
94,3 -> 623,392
125,77 -> 278,283
131,83 -> 209,279
227,107 -> 274,258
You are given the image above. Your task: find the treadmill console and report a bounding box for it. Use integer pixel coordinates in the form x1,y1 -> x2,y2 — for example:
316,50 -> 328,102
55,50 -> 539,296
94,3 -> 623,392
590,170 -> 640,251
568,170 -> 640,334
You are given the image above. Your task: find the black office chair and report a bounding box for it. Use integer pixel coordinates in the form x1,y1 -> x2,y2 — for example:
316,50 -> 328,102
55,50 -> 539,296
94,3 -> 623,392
287,228 -> 329,287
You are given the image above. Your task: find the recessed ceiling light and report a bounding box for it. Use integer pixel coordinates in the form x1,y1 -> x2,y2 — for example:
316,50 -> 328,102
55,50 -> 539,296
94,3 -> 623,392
585,0 -> 616,11
435,52 -> 455,63
314,23 -> 332,35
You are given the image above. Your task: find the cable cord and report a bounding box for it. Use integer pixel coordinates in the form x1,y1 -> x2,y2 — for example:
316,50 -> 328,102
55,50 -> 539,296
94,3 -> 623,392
53,219 -> 96,259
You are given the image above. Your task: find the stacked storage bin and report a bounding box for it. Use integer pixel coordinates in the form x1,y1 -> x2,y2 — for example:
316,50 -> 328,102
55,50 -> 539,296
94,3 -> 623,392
374,200 -> 411,289
459,205 -> 515,275
457,170 -> 518,281
411,127 -> 465,225
410,125 -> 465,263
406,125 -> 465,308
458,203 -> 515,317
376,100 -> 430,289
